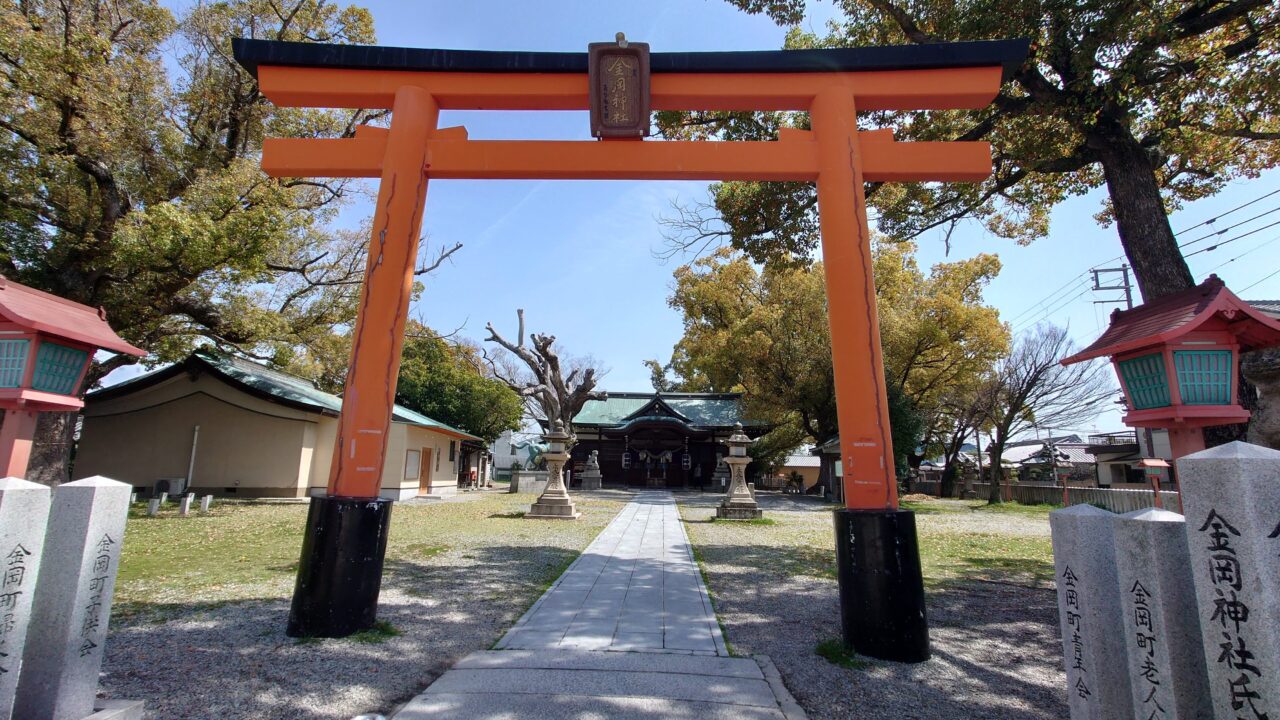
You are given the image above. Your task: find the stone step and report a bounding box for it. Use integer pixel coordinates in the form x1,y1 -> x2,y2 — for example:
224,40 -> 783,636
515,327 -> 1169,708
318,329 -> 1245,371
394,692 -> 786,719
394,650 -> 784,720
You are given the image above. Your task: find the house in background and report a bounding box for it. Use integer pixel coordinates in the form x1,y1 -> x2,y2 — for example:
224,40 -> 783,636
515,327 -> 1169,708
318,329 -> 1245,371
1000,435 -> 1094,484
1085,429 -> 1173,489
75,349 -> 480,499
769,453 -> 822,491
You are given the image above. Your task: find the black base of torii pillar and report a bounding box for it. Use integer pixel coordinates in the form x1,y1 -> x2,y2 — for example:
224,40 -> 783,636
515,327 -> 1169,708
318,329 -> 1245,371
833,509 -> 930,663
286,496 -> 393,638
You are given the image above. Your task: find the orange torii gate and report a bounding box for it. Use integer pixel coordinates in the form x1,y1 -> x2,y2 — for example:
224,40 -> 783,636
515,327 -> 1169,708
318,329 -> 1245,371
234,36 -> 1026,662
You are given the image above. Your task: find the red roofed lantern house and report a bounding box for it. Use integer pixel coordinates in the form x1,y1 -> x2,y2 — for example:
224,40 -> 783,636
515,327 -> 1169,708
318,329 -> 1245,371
0,277 -> 143,477
1062,275 -> 1280,462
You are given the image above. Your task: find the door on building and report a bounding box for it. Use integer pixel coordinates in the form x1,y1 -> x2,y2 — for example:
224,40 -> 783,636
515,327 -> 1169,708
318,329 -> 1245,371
419,448 -> 433,495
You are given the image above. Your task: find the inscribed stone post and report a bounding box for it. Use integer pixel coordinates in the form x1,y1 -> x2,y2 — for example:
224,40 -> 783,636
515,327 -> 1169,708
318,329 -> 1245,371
1049,504 -> 1131,719
146,500 -> 159,516
1112,508 -> 1212,719
178,495 -> 191,516
0,478 -> 51,720
157,492 -> 167,505
13,476 -> 130,720
200,495 -> 212,512
1177,442 -> 1280,718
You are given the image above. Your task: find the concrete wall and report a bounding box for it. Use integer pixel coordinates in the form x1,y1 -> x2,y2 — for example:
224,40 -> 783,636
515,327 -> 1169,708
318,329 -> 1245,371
77,373 -> 313,497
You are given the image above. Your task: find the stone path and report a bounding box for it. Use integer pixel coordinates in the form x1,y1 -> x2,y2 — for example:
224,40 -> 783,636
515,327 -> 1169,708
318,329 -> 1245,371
391,491 -> 803,719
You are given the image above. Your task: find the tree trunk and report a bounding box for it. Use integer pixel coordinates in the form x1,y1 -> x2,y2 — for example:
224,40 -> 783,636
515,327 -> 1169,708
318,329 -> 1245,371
27,412 -> 76,486
1090,119 -> 1194,302
987,446 -> 1005,504
939,462 -> 957,499
1243,348 -> 1280,450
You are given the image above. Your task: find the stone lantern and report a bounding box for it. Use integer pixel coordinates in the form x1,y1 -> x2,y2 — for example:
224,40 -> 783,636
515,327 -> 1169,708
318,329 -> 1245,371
717,422 -> 762,520
527,420 -> 580,520
1062,276 -> 1280,460
0,277 -> 143,476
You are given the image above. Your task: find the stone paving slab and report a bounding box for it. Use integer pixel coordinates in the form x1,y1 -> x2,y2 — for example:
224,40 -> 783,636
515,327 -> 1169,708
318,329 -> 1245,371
391,492 -> 801,720
495,491 -> 727,655
450,648 -> 766,678
423,666 -> 778,707
394,692 -> 787,719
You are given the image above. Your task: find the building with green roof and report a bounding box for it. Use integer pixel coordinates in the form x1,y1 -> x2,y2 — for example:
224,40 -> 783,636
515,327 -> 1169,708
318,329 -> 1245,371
75,349 -> 482,499
566,391 -> 766,489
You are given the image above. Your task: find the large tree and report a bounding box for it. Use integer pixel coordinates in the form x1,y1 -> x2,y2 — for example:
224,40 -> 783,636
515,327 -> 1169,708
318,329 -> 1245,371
661,0 -> 1279,301
483,309 -> 607,441
0,1 -> 456,482
658,241 -> 1007,474
395,322 -> 523,444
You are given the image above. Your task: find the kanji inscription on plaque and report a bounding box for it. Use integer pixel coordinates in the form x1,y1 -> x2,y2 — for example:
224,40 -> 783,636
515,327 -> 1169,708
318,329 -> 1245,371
588,36 -> 650,138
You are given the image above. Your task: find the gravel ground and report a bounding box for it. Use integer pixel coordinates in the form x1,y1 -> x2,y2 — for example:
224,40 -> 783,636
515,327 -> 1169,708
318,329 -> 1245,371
679,493 -> 1067,720
99,489 -> 630,720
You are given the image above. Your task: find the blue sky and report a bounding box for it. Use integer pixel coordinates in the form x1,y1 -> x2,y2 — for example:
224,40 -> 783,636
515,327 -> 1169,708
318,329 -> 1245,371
145,0 -> 1280,436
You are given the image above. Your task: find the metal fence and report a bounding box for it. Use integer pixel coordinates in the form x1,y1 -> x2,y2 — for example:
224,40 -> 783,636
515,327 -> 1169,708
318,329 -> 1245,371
909,479 -> 1180,513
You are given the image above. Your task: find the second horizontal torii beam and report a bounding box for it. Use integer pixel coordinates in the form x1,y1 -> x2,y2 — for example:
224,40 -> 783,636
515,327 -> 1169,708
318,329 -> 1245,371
262,126 -> 992,183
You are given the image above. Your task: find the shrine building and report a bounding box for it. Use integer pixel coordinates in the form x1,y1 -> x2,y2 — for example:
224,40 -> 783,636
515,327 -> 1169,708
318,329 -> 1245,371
565,392 -> 767,489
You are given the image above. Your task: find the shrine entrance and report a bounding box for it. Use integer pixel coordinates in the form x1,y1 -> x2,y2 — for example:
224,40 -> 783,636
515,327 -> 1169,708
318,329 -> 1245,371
234,35 -> 1027,662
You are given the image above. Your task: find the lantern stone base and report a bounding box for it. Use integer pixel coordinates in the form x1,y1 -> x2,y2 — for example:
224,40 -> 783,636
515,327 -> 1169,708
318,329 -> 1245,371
527,494 -> 580,520
716,503 -> 763,520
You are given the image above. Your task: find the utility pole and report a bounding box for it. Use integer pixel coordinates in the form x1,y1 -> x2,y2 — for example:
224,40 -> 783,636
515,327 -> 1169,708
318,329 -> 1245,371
1092,264 -> 1134,310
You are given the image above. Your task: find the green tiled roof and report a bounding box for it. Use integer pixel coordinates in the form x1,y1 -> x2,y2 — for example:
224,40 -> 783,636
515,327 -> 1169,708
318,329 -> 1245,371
572,392 -> 762,428
93,348 -> 479,441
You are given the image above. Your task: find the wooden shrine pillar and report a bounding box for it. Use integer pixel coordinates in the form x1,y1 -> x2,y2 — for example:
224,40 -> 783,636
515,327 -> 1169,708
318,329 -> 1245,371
813,86 -> 929,662
287,85 -> 437,639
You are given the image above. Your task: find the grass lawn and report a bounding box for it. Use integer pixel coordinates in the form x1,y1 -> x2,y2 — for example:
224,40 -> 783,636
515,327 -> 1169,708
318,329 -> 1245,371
682,495 -> 1055,590
115,491 -> 627,621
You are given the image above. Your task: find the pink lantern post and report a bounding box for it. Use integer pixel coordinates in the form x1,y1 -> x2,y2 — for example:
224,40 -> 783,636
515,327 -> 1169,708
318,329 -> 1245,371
0,277 -> 143,477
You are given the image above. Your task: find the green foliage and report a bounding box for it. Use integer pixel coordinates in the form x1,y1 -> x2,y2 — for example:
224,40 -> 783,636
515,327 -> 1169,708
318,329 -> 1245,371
886,381 -> 924,479
395,322 -> 524,443
0,0 -> 383,383
662,242 -> 1005,463
348,620 -> 401,644
815,638 -> 870,670
663,0 -> 1279,296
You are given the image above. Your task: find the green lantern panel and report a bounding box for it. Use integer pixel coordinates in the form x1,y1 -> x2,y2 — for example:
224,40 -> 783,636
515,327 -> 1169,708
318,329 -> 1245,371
32,342 -> 89,395
1174,350 -> 1233,405
0,339 -> 29,388
1118,353 -> 1171,410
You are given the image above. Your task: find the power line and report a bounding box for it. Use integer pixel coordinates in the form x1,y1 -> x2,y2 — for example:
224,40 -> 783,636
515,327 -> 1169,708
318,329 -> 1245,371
1012,283 -> 1093,332
1173,187 -> 1280,236
1176,204 -> 1280,250
1001,189 -> 1280,329
1006,272 -> 1090,324
1183,219 -> 1280,258
1203,233 -> 1280,274
1241,267 -> 1280,295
